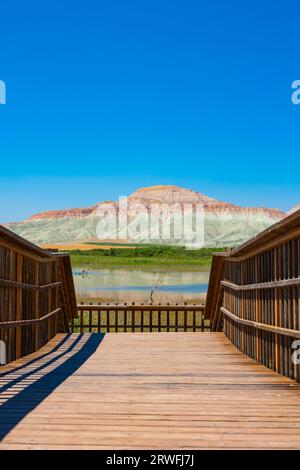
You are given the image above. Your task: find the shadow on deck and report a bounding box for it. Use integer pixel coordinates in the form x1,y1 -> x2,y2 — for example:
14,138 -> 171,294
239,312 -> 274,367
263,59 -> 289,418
1,332 -> 300,449
0,334 -> 104,441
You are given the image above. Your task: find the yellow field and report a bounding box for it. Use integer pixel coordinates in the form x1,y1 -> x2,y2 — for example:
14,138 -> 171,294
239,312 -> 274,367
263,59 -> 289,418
42,243 -> 135,251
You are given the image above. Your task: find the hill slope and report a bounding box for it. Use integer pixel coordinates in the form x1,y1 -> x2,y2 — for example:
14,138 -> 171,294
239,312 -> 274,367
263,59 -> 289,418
6,185 -> 286,248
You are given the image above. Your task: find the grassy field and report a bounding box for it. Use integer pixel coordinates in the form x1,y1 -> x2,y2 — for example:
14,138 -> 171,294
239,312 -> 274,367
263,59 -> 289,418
69,245 -> 224,267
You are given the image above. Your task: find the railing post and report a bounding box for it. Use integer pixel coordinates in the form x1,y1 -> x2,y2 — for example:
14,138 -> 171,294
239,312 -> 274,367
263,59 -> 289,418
16,254 -> 22,359
35,261 -> 40,351
275,246 -> 280,374
255,255 -> 260,363
74,304 -> 207,334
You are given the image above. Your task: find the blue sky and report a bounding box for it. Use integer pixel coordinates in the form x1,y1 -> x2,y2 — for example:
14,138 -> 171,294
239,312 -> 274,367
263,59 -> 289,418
0,0 -> 300,222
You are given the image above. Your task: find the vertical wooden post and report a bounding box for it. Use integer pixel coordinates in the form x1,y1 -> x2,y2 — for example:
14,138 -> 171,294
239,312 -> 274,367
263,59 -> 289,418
275,246 -> 280,374
255,256 -> 260,362
15,254 -> 22,359
241,261 -> 245,353
35,261 -> 40,351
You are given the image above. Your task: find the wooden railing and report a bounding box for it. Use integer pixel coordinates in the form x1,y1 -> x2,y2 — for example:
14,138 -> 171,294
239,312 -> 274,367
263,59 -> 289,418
72,303 -> 207,333
207,209 -> 300,382
0,225 -> 77,364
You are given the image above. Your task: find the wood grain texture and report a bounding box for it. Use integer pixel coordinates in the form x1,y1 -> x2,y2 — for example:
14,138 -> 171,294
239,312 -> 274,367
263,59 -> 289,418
1,332 -> 300,450
208,211 -> 300,383
0,225 -> 77,363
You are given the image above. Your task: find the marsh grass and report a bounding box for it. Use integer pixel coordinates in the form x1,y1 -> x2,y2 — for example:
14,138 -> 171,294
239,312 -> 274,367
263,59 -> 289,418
70,245 -> 224,267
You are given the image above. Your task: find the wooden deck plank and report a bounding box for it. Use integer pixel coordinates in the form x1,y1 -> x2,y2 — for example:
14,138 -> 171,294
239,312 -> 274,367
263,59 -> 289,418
1,332 -> 300,449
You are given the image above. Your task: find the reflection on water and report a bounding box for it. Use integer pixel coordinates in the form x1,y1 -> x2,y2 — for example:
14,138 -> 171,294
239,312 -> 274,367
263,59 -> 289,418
73,266 -> 210,303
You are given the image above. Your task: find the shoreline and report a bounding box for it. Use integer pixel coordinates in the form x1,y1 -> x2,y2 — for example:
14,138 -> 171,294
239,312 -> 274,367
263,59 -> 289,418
72,263 -> 212,271
76,294 -> 207,305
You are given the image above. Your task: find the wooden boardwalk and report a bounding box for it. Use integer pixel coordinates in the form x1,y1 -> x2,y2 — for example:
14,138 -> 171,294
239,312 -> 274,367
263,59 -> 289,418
1,332 -> 300,449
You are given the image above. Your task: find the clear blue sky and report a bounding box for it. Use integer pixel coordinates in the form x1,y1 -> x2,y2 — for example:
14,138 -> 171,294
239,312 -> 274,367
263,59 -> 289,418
0,0 -> 300,222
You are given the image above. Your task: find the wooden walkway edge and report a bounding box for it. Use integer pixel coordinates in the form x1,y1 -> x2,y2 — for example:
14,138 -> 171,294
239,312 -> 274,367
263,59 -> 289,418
1,332 -> 300,450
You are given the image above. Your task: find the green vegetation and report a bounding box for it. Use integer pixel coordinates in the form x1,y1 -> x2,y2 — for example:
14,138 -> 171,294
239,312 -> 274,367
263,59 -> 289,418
69,245 -> 225,267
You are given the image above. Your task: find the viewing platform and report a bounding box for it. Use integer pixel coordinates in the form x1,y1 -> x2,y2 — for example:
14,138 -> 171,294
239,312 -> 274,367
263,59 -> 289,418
1,332 -> 300,450
1,209 -> 300,449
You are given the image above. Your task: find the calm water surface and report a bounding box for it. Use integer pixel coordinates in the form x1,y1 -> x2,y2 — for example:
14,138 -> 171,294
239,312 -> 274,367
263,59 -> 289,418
73,266 -> 210,303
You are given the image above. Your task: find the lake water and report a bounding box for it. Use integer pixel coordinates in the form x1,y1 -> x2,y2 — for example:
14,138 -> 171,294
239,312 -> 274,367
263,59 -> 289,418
73,266 -> 210,303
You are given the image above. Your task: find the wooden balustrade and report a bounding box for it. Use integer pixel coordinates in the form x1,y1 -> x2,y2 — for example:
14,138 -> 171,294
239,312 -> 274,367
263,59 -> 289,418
0,225 -> 77,364
207,209 -> 300,382
73,303 -> 207,333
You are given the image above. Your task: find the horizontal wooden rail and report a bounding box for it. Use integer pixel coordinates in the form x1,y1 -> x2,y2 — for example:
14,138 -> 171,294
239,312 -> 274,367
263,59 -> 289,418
221,307 -> 300,339
0,279 -> 62,290
221,278 -> 300,291
0,224 -> 77,364
73,304 -> 207,333
207,209 -> 300,382
77,304 -> 206,312
0,308 -> 62,329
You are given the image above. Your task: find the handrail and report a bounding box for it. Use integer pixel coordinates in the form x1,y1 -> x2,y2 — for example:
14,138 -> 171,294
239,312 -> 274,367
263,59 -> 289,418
77,303 -> 206,312
0,308 -> 61,328
0,279 -> 62,290
0,224 -> 77,364
206,207 -> 300,382
73,303 -> 207,333
221,307 -> 300,339
221,277 -> 300,291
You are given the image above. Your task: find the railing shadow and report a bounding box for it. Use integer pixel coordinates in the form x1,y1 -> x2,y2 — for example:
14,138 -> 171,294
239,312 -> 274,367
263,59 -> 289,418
0,333 -> 105,441
0,334 -> 71,379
